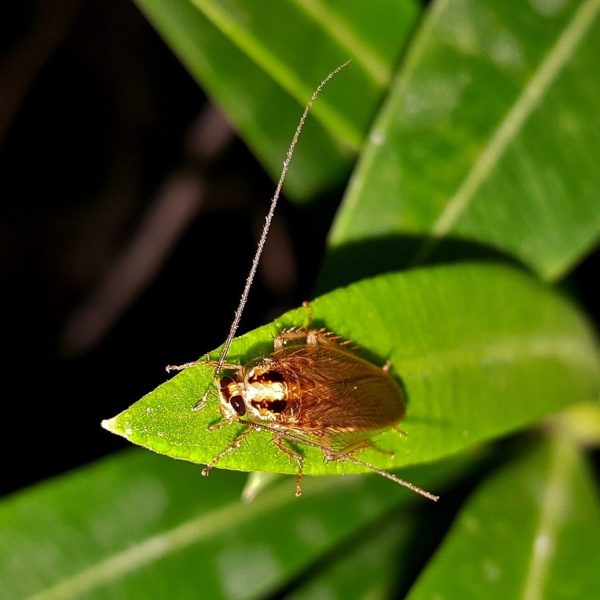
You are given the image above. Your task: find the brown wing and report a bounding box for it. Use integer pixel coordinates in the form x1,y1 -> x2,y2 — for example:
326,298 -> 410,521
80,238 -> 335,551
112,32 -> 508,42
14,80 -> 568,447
263,343 -> 405,433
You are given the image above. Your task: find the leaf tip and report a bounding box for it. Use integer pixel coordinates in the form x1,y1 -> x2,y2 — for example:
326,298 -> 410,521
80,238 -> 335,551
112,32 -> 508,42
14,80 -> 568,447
101,412 -> 136,443
100,417 -> 114,431
101,416 -> 124,436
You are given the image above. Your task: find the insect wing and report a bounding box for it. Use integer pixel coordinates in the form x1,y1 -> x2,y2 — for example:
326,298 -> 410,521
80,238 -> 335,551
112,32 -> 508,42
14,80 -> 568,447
269,344 -> 405,432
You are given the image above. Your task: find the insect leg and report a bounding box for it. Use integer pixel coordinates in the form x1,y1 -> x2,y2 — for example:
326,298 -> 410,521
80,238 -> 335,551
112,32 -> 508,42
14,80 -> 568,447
201,426 -> 252,477
273,328 -> 310,351
336,437 -> 395,459
192,396 -> 208,411
273,435 -> 304,497
166,358 -> 240,411
166,357 -> 239,373
274,327 -> 339,350
207,417 -> 233,432
203,360 -> 241,369
391,425 -> 408,437
166,359 -> 204,372
238,421 -> 439,502
307,328 -> 358,350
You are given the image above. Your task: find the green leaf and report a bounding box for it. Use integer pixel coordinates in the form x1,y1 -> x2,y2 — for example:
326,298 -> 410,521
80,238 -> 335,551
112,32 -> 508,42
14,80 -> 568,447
327,0 -> 600,280
288,514 -> 417,600
0,449 -> 469,599
134,0 -> 420,199
407,436 -> 600,599
103,262 -> 599,477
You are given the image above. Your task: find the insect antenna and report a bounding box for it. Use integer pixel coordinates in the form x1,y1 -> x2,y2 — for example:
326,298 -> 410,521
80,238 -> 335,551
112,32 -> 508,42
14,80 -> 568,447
240,420 -> 439,502
200,60 -> 351,406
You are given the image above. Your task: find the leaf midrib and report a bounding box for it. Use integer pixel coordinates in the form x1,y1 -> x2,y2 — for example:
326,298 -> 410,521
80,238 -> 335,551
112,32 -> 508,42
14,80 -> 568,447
290,0 -> 392,86
411,0 -> 600,275
396,333 -> 598,377
190,0 -> 366,150
27,477 -> 350,600
522,439 -> 575,600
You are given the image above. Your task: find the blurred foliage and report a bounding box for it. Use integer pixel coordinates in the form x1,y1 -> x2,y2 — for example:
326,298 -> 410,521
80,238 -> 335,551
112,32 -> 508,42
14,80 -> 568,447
2,0 -> 599,598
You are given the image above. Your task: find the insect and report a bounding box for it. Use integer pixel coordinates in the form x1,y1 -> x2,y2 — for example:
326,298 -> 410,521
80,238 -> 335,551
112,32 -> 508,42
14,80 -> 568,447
168,62 -> 438,502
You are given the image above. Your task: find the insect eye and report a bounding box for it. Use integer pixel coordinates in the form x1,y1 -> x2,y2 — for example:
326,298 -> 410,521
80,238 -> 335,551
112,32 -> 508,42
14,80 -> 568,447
230,395 -> 246,416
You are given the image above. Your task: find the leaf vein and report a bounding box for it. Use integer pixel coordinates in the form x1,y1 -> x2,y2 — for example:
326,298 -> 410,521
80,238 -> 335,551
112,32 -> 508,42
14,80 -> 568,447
27,482 -> 300,599
522,439 -> 574,600
191,0 -> 362,149
413,0 -> 600,263
291,0 -> 391,87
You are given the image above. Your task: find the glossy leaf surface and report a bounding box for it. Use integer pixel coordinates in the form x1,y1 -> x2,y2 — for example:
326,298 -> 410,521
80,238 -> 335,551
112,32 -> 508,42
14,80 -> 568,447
328,0 -> 600,280
134,0 -> 419,199
289,515 -> 416,599
408,437 -> 600,599
103,263 -> 599,476
0,450 -> 467,599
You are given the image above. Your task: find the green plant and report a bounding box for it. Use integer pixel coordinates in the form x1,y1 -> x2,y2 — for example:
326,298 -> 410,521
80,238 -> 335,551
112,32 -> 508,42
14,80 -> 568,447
2,1 -> 599,598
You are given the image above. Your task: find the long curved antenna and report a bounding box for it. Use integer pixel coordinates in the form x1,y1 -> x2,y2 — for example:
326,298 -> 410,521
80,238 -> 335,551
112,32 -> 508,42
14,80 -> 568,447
208,61 -> 351,394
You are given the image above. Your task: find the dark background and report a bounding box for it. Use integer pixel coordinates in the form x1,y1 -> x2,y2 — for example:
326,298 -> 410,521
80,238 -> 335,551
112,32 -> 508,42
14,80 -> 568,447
1,0 -> 597,497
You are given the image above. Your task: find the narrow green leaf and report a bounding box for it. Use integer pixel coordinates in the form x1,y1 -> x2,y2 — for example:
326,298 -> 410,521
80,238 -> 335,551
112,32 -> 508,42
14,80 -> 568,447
134,0 -> 419,199
289,515 -> 415,600
103,262 -> 599,476
0,450 -> 469,599
328,0 -> 600,279
407,436 -> 600,599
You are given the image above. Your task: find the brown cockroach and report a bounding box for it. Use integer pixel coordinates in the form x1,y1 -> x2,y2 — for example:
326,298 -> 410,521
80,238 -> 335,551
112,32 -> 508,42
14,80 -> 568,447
168,62 -> 438,502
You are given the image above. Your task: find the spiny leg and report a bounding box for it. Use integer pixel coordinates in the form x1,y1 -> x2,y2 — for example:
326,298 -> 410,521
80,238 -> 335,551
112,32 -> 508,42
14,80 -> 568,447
191,377 -> 222,412
207,417 -> 233,432
274,328 -> 310,351
192,383 -> 219,412
274,326 -> 350,351
165,355 -> 209,373
165,358 -> 241,411
201,427 -> 252,477
166,357 -> 240,373
273,435 -> 305,497
248,422 -> 439,502
272,301 -> 319,351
